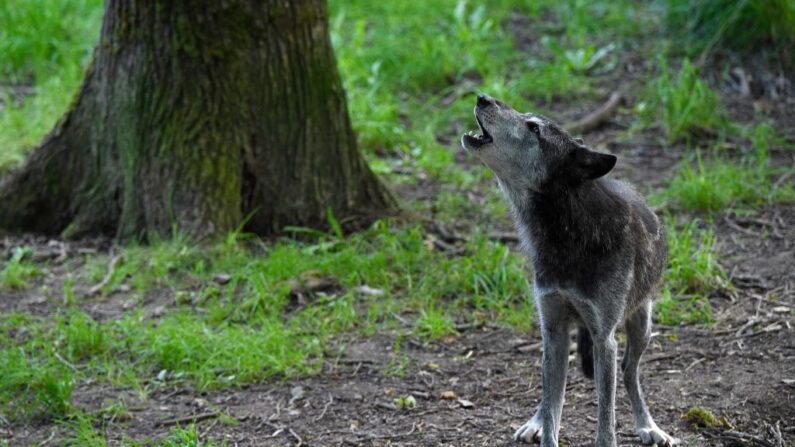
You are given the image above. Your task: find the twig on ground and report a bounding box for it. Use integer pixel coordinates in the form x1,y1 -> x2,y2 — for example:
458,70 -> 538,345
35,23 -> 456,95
313,394 -> 333,422
643,352 -> 681,363
347,423 -> 418,443
155,411 -> 220,427
701,428 -> 775,447
566,91 -> 624,134
684,357 -> 706,372
53,352 -> 78,372
288,427 -> 303,447
769,421 -> 784,447
86,253 -> 122,296
724,215 -> 761,238
199,418 -> 219,440
486,341 -> 542,355
773,170 -> 794,190
39,428 -> 57,446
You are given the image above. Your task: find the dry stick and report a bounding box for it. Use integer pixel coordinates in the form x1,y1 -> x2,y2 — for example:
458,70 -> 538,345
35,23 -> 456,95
156,411 -> 220,427
755,296 -> 795,309
643,352 -> 681,363
566,91 -> 624,135
53,352 -> 78,372
724,215 -> 762,238
313,394 -> 334,422
86,253 -> 122,296
774,170 -> 794,189
702,428 -> 775,447
288,427 -> 303,447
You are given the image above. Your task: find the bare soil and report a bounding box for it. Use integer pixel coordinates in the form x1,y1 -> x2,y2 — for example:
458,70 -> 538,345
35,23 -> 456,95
3,279 -> 794,447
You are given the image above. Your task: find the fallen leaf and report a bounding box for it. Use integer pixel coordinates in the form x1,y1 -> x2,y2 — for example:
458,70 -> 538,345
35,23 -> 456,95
440,390 -> 457,400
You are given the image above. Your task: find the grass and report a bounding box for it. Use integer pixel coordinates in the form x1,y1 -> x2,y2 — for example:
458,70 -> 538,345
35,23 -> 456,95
657,218 -> 726,325
60,416 -> 218,447
0,246 -> 39,290
639,58 -> 728,143
0,0 -> 102,172
657,124 -> 795,212
0,222 -> 534,421
666,0 -> 795,61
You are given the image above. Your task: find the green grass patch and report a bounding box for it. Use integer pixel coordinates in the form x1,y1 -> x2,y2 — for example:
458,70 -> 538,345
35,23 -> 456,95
0,246 -> 39,290
639,58 -> 728,143
0,347 -> 74,421
656,125 -> 795,212
658,219 -> 726,325
0,0 -> 103,172
1,221 -> 535,420
60,413 -> 107,447
0,0 -> 102,82
666,0 -> 795,61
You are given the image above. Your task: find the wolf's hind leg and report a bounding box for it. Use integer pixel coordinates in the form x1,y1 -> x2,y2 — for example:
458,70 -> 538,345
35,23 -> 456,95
623,301 -> 678,446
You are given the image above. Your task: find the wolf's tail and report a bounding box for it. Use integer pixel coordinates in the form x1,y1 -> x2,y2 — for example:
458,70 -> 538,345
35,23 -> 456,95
577,326 -> 594,379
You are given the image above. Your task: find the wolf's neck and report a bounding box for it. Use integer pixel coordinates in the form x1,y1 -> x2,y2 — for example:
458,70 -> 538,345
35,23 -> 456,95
509,180 -> 628,257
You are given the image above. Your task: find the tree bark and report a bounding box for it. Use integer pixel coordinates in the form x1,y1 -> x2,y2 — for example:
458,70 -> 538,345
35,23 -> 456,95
0,0 -> 394,240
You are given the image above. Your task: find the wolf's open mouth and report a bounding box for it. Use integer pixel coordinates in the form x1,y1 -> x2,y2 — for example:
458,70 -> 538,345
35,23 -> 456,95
463,115 -> 493,149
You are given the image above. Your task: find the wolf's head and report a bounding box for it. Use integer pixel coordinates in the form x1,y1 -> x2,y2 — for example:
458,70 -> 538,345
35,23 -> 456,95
461,94 -> 616,195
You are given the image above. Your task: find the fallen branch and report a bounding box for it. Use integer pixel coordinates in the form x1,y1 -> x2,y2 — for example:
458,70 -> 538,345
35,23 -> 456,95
86,253 -> 122,296
155,411 -> 220,427
724,215 -> 762,238
701,428 -> 775,447
566,91 -> 623,134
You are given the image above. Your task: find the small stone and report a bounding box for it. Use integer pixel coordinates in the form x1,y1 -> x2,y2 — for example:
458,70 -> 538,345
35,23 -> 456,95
458,399 -> 475,409
213,273 -> 232,285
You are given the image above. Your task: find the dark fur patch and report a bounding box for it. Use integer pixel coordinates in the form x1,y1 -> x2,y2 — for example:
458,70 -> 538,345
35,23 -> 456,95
577,326 -> 594,379
525,179 -> 630,297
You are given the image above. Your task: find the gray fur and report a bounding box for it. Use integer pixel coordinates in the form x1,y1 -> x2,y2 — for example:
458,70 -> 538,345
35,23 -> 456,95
461,95 -> 677,447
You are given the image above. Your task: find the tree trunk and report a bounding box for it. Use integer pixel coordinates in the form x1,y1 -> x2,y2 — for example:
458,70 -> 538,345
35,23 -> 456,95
0,0 -> 394,240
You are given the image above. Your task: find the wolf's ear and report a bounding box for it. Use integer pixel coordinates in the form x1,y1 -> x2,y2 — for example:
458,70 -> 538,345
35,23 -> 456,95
571,148 -> 616,181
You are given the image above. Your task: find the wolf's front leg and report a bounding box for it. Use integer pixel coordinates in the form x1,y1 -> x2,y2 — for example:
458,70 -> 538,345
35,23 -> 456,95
515,300 -> 570,445
594,330 -> 618,447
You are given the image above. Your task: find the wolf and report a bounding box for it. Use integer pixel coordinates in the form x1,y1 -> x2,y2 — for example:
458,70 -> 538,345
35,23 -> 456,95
461,94 -> 677,447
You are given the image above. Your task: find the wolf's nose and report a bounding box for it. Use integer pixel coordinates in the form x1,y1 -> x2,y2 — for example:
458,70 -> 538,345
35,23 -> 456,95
477,94 -> 492,107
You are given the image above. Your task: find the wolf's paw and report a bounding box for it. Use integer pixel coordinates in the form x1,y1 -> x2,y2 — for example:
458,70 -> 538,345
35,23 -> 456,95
637,425 -> 677,446
513,416 -> 542,444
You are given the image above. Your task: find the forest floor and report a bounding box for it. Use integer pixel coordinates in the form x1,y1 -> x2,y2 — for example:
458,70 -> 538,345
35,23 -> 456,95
4,100 -> 794,447
2,1 -> 795,446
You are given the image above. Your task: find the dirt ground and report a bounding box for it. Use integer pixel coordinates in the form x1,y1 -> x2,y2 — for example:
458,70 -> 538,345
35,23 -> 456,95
4,272 -> 794,446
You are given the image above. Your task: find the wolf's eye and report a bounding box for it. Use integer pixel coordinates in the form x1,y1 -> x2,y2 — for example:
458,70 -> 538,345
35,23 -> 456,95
526,121 -> 541,135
